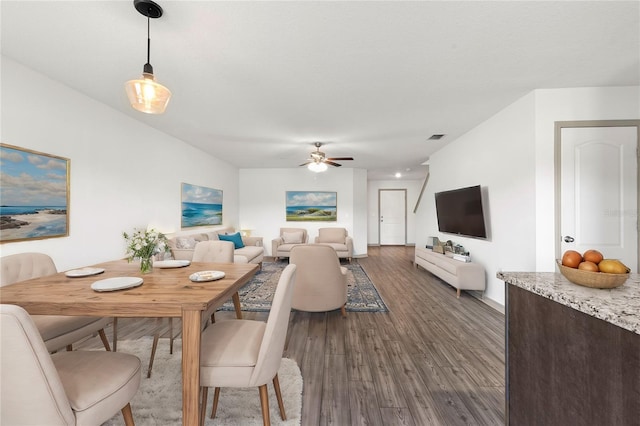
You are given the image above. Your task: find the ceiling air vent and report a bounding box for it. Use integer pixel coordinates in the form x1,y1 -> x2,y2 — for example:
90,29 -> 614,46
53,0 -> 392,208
428,134 -> 445,140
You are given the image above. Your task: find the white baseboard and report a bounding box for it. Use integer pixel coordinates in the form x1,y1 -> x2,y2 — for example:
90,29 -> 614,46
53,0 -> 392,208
467,291 -> 505,314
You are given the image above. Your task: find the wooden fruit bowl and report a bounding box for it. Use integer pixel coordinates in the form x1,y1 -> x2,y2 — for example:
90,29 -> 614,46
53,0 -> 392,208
556,260 -> 629,289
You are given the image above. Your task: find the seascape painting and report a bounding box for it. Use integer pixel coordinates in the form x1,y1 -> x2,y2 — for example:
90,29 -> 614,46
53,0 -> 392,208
286,191 -> 337,222
0,143 -> 70,242
181,183 -> 223,228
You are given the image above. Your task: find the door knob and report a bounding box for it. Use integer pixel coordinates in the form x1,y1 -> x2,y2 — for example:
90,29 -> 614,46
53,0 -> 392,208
564,236 -> 575,243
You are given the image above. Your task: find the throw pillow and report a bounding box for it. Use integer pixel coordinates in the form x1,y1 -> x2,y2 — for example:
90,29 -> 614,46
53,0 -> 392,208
176,237 -> 197,249
282,231 -> 303,244
219,232 -> 245,249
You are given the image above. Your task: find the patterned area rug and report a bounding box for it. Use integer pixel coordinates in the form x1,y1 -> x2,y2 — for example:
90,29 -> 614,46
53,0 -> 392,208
220,261 -> 388,313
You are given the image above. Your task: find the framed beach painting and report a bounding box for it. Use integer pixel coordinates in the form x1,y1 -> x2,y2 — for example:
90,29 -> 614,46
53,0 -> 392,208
0,143 -> 70,243
181,183 -> 223,228
286,191 -> 337,221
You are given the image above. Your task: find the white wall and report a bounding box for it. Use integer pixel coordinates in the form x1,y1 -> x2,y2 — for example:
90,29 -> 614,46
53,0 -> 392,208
416,92 -> 537,306
238,167 -> 368,256
533,86 -> 640,271
416,86 -> 639,307
1,57 -> 239,271
367,179 -> 423,245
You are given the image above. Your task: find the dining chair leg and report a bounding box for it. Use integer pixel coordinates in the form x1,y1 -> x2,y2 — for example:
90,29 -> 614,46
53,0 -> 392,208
211,387 -> 220,419
148,318 -> 161,378
99,329 -> 112,351
273,374 -> 287,420
341,304 -> 347,318
258,384 -> 271,426
169,318 -> 174,354
121,403 -> 135,426
199,387 -> 208,426
113,317 -> 118,352
210,313 -> 216,324
66,344 -> 73,351
232,292 -> 243,319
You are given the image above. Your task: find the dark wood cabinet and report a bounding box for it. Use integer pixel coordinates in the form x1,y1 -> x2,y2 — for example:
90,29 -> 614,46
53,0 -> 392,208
506,285 -> 640,425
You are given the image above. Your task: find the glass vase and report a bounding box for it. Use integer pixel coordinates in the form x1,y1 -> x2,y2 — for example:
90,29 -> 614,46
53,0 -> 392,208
140,256 -> 153,274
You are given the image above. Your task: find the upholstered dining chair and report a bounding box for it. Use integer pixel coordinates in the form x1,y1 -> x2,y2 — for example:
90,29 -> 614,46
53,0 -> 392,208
193,240 -> 244,322
199,264 -> 297,426
0,252 -> 113,353
1,304 -> 142,425
147,240 -> 242,378
289,244 -> 348,317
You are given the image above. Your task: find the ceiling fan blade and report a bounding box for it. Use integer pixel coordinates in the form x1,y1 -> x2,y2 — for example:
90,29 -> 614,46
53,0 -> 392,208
326,157 -> 354,161
325,160 -> 342,167
299,160 -> 312,166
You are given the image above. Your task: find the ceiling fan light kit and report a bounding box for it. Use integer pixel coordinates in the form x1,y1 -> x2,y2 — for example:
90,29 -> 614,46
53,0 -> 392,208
301,142 -> 354,172
125,0 -> 171,114
308,161 -> 328,173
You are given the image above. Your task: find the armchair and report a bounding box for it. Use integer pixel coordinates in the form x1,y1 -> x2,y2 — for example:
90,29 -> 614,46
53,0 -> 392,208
271,227 -> 308,260
314,227 -> 353,262
289,245 -> 348,317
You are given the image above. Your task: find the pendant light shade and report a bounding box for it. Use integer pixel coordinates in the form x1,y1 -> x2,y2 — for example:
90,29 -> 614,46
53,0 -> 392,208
125,0 -> 171,114
308,161 -> 328,173
125,72 -> 171,114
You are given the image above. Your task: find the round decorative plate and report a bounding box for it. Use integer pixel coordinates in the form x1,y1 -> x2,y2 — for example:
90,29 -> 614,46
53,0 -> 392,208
189,270 -> 225,282
154,260 -> 191,268
91,277 -> 143,292
65,267 -> 106,278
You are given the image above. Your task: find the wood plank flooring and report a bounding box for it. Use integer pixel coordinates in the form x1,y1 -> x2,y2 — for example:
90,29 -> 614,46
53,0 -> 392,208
77,246 -> 505,425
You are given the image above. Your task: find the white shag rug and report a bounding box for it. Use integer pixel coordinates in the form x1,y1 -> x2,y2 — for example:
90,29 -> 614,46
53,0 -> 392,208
102,338 -> 303,426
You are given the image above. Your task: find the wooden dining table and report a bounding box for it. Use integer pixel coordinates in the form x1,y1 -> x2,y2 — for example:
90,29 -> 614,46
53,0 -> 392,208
0,259 -> 259,426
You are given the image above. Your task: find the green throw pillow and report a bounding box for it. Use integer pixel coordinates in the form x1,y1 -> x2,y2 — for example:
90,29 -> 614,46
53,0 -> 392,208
219,232 -> 245,249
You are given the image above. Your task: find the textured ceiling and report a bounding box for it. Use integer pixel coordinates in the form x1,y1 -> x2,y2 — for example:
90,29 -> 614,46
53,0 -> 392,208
2,1 -> 638,180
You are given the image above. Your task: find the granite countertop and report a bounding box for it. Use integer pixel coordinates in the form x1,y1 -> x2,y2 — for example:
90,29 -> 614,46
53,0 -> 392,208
498,271 -> 639,336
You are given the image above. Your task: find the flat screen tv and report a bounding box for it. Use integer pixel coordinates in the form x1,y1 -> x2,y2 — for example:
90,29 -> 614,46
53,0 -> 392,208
434,185 -> 487,239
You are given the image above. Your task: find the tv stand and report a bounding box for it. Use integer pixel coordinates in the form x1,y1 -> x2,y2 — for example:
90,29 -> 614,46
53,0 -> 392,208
414,247 -> 485,297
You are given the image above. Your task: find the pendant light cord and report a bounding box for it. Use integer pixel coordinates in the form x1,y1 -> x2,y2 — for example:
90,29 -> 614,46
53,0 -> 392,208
143,13 -> 153,74
146,15 -> 151,65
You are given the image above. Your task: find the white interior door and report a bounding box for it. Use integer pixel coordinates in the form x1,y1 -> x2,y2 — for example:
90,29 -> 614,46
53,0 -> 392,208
560,126 -> 638,271
379,189 -> 406,245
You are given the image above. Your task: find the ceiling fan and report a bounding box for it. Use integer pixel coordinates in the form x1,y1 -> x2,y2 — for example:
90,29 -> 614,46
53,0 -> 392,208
299,142 -> 354,171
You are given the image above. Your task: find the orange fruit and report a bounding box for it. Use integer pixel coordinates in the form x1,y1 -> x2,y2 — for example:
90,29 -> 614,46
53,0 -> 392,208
583,249 -> 603,264
562,250 -> 582,268
578,261 -> 599,272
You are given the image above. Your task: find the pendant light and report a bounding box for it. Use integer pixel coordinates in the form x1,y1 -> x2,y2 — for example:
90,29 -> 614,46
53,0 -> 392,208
125,0 -> 171,114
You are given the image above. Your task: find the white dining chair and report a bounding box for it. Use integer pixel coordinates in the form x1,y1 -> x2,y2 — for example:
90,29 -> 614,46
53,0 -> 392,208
0,304 -> 141,425
193,240 -> 243,321
0,252 -> 113,352
199,264 -> 297,426
147,240 -> 240,378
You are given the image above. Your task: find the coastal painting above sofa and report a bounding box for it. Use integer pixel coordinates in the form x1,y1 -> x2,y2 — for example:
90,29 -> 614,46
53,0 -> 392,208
286,191 -> 337,222
0,143 -> 69,243
181,182 -> 223,228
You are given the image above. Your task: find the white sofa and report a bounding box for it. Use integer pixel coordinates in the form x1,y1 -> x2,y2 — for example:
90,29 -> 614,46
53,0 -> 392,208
167,227 -> 264,266
414,246 -> 485,298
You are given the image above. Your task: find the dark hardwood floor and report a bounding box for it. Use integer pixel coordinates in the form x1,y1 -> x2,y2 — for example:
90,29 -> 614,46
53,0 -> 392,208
78,246 -> 505,425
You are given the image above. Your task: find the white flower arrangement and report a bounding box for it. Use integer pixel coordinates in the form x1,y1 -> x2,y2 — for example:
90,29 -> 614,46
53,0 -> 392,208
123,228 -> 170,262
